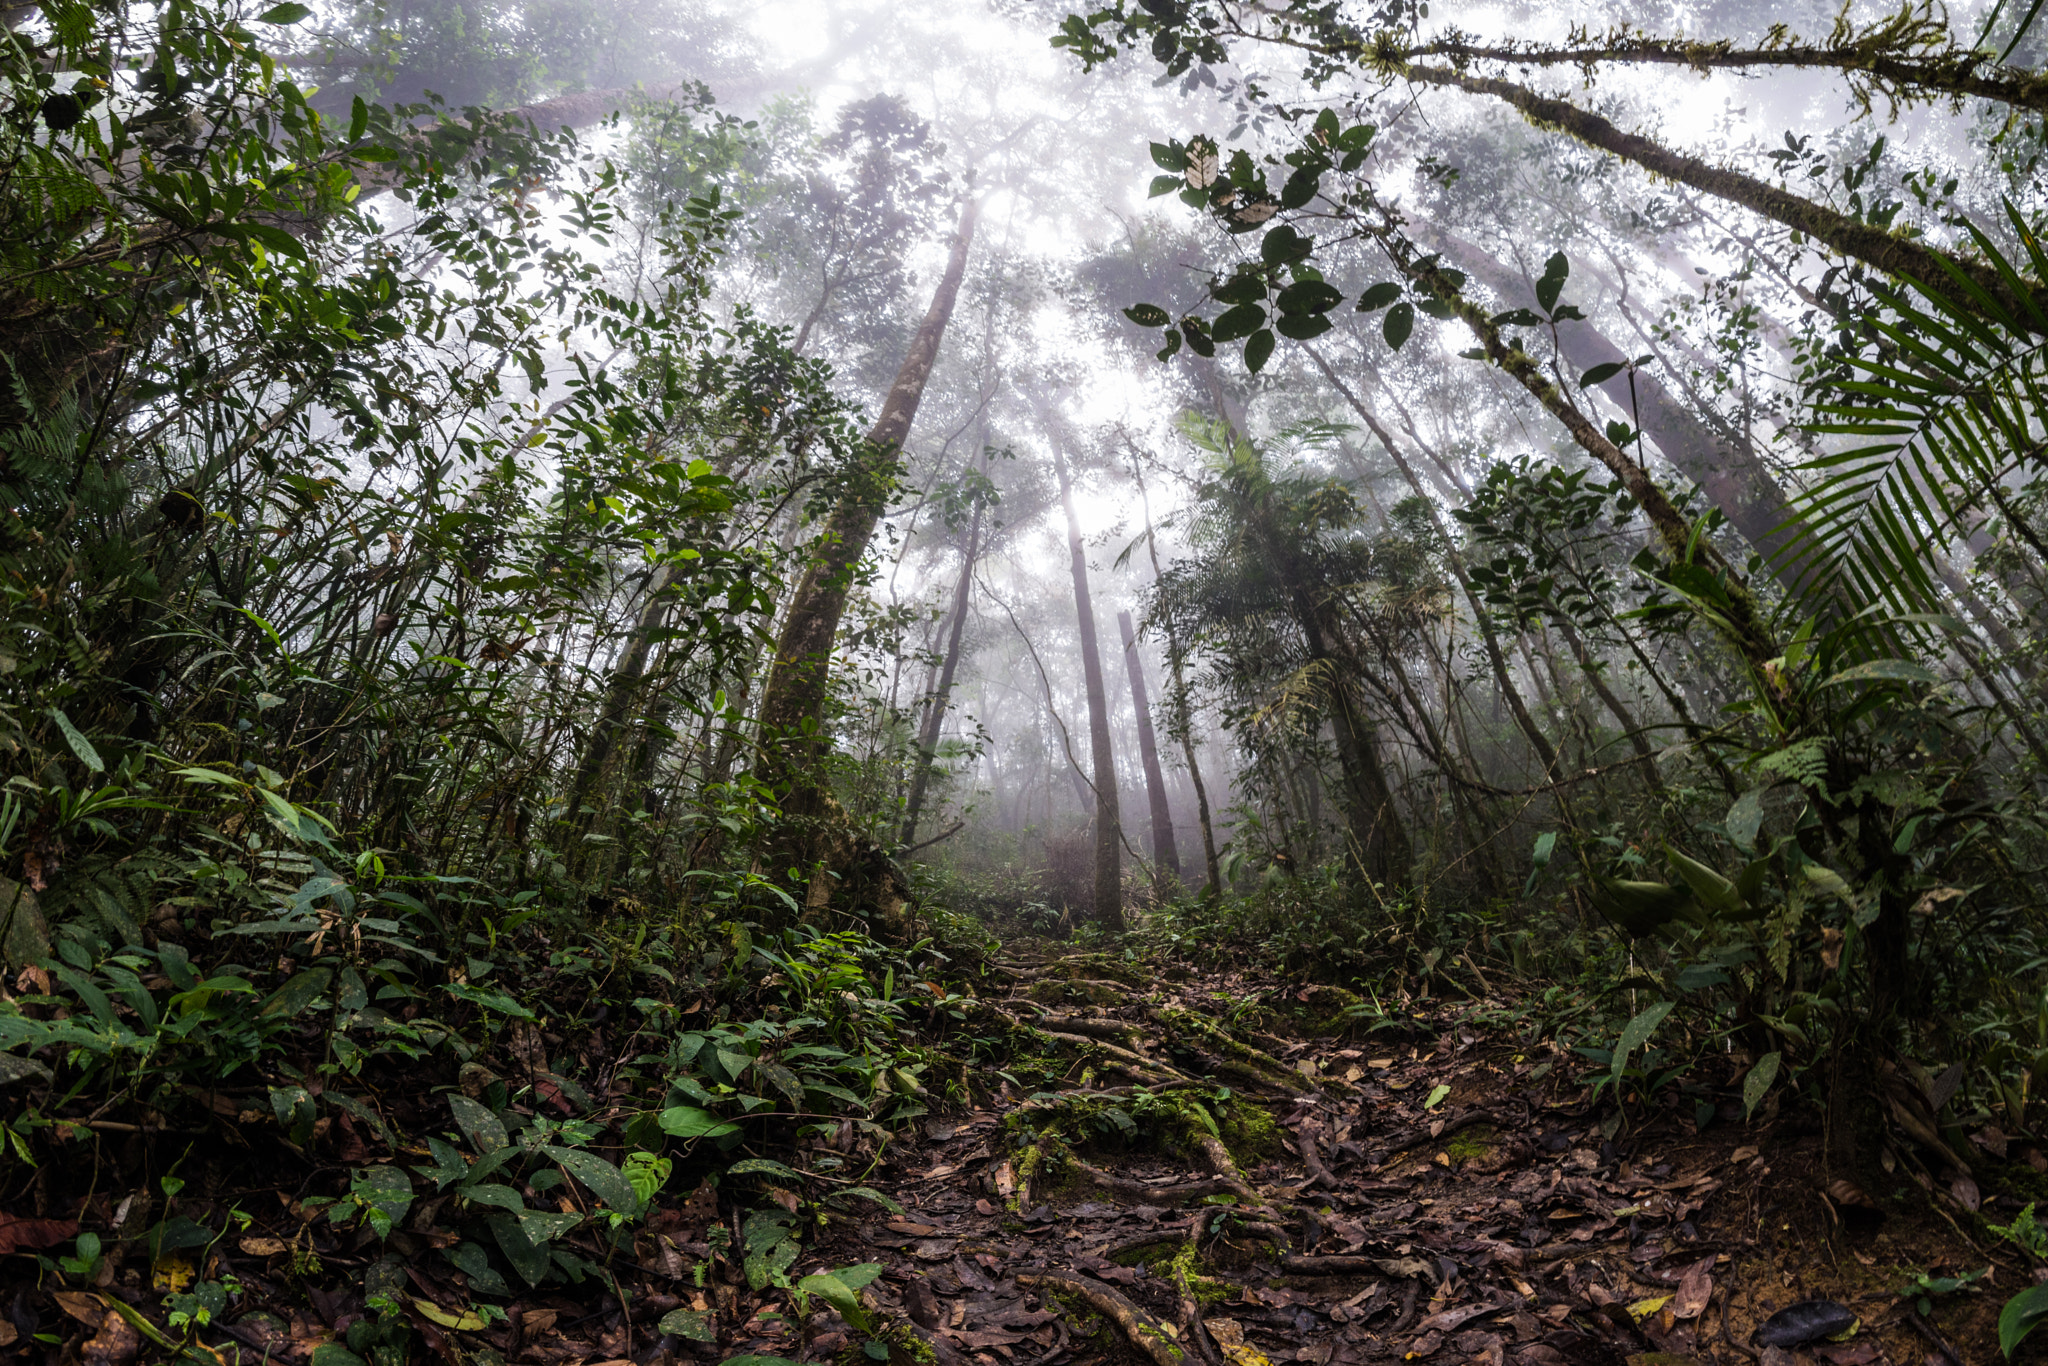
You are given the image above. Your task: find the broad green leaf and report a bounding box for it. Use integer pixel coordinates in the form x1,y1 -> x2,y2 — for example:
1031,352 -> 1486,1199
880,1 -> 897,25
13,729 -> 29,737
659,1309 -> 716,1341
1423,1084 -> 1450,1110
659,1105 -> 739,1140
1743,1051 -> 1782,1119
449,1095 -> 509,1152
2002,1283 -> 2048,1357
1727,789 -> 1767,851
48,708 -> 103,772
1383,301 -> 1414,349
1123,303 -> 1170,328
1819,659 -> 1939,689
256,2 -> 313,20
1610,1000 -> 1675,1091
1244,328 -> 1275,373
260,967 -> 332,1018
1355,282 -> 1402,312
542,1146 -> 639,1214
727,1157 -> 802,1181
1578,360 -> 1626,387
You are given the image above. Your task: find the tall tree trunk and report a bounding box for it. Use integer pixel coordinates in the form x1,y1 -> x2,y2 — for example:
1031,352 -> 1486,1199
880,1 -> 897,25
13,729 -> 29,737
752,196 -> 980,893
1048,426 -> 1125,930
901,500 -> 983,846
1402,63 -> 2040,328
1118,610 -> 1182,890
1425,231 -> 1827,598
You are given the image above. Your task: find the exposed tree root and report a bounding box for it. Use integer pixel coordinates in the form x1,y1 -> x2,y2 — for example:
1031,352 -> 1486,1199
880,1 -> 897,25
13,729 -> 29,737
1019,1271 -> 1187,1366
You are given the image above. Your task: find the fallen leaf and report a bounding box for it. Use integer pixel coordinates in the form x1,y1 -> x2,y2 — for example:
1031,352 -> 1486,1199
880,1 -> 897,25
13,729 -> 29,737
240,1237 -> 289,1257
151,1254 -> 195,1293
1625,1296 -> 1673,1322
1950,1174 -> 1981,1212
1729,1147 -> 1759,1164
411,1298 -> 485,1332
992,1161 -> 1016,1197
0,1212 -> 78,1254
1756,1301 -> 1857,1348
1673,1258 -> 1714,1319
52,1291 -> 106,1327
82,1303 -> 141,1366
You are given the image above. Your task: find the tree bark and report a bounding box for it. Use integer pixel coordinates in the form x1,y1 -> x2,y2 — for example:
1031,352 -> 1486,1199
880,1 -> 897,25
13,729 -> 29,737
1048,426 -> 1125,930
1118,610 -> 1183,890
753,195 -> 980,888
900,499 -> 982,846
1403,63 -> 2042,329
1425,231 -> 1827,596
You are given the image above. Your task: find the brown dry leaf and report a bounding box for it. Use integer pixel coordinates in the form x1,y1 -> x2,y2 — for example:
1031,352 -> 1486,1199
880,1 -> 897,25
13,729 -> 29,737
51,1290 -> 106,1327
81,1304 -> 141,1366
991,1161 -> 1017,1196
1951,1173 -> 1982,1212
1672,1258 -> 1714,1320
0,1319 -> 16,1348
239,1237 -> 289,1257
1826,1178 -> 1877,1211
1819,927 -> 1845,970
679,1179 -> 719,1230
0,1212 -> 78,1254
1729,1146 -> 1759,1164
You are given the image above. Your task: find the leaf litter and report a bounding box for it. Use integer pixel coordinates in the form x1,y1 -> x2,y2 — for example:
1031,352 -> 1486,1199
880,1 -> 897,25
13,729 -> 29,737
0,943 -> 2021,1366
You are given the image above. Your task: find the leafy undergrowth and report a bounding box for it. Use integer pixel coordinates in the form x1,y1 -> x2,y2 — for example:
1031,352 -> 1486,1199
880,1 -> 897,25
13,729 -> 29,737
0,918 -> 2031,1366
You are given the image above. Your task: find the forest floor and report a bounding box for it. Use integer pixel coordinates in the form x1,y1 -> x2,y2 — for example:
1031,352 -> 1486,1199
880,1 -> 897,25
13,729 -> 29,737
1,937 -> 2025,1366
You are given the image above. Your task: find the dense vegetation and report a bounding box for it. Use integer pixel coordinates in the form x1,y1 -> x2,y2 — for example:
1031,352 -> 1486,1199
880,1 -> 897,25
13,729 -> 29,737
5,0 -> 2048,1358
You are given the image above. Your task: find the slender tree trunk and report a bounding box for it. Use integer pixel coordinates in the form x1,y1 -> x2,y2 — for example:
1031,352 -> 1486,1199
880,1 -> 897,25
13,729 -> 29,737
752,196 -> 980,889
1132,450 -> 1223,896
1402,63 -> 2040,328
1048,428 -> 1125,930
1118,610 -> 1182,890
901,501 -> 983,846
565,561 -> 676,834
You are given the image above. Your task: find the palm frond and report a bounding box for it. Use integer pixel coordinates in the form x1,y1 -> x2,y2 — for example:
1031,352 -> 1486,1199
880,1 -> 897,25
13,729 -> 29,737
1785,201 -> 2048,625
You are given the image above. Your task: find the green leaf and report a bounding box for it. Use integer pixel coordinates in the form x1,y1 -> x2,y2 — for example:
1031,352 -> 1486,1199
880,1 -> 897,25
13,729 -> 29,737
312,1347 -> 369,1366
256,3 -> 313,20
1275,279 -> 1341,315
1423,1084 -> 1450,1110
1149,141 -> 1187,172
1148,174 -> 1181,198
1355,282 -> 1402,312
796,1272 -> 865,1319
48,708 -> 103,773
659,1105 -> 739,1140
1578,361 -> 1626,387
1383,301 -> 1414,349
1743,1051 -> 1782,1119
449,1095 -> 509,1152
727,1157 -> 802,1181
542,1146 -> 639,1214
2003,1283 -> 2048,1357
1610,1000 -> 1675,1092
1819,659 -> 1939,689
826,1186 -> 905,1214
260,967 -> 332,1018
1244,328 -> 1276,373
1727,789 -> 1767,851
1211,302 -> 1265,343
1273,313 -> 1332,340
659,1309 -> 716,1341
1123,303 -> 1171,328
1535,251 -> 1568,313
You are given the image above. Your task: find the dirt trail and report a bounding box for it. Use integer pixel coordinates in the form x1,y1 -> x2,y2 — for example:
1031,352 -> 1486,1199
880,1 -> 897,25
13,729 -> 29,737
768,951 -> 2003,1366
2,945 -> 2011,1366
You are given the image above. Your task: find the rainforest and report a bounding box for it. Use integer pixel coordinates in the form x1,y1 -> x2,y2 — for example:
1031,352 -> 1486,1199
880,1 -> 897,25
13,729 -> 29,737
3,0 -> 2048,1361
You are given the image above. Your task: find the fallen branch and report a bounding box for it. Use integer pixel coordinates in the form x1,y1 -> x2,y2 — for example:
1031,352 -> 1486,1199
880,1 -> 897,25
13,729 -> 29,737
1019,1271 -> 1184,1366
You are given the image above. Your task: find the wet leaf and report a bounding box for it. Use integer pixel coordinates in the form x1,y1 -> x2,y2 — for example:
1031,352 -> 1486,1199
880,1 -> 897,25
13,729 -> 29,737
1755,1300 -> 1857,1348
